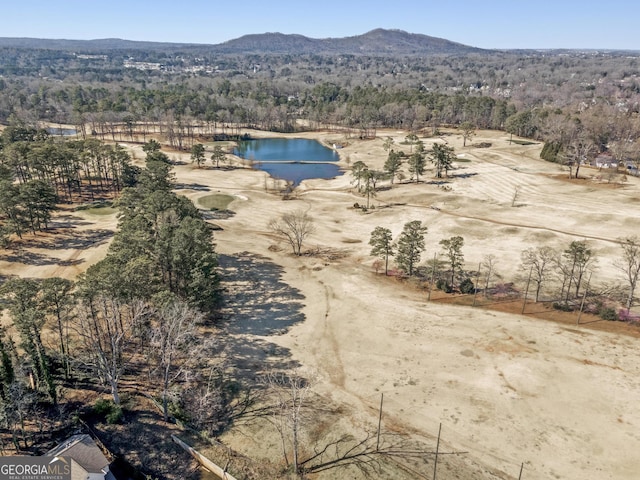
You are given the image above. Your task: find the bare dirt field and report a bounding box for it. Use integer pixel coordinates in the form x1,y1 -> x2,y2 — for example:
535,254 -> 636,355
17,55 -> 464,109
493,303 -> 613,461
2,128 -> 640,479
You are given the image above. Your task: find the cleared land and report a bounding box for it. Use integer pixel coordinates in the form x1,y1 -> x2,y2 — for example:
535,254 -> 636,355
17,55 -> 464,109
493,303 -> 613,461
2,128 -> 639,479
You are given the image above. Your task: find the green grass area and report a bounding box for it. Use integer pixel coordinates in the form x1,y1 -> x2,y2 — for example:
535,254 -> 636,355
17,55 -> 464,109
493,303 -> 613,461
75,201 -> 116,215
197,194 -> 235,211
510,139 -> 538,146
83,207 -> 117,216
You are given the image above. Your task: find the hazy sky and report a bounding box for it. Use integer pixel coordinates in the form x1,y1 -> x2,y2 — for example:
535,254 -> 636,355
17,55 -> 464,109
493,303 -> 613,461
2,0 -> 639,50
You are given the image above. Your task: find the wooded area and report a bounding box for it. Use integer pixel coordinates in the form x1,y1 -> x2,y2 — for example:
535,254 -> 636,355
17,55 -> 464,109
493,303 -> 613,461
1,44 -> 640,166
1,38 -> 640,479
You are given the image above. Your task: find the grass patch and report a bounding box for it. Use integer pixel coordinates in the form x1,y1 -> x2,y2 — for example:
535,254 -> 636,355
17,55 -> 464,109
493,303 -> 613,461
197,194 -> 235,211
84,207 -> 117,216
75,201 -> 116,215
510,139 -> 538,146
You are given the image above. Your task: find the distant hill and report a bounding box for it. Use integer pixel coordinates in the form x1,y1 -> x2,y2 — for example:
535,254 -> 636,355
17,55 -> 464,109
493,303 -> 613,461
213,29 -> 484,55
0,37 -> 197,51
0,29 -> 485,56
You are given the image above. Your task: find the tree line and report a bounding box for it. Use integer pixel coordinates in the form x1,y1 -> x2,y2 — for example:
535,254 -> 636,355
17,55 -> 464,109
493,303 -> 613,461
0,140 -> 224,452
368,219 -> 640,320
348,136 -> 456,209
0,125 -> 138,244
3,46 -> 640,168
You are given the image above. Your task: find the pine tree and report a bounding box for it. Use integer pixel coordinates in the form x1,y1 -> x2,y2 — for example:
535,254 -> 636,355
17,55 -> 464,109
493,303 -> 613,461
395,221 -> 427,276
369,227 -> 395,275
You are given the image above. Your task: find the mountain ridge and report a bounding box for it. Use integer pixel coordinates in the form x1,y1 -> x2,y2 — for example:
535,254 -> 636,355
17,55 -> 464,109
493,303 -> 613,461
214,29 -> 484,55
0,29 -> 485,55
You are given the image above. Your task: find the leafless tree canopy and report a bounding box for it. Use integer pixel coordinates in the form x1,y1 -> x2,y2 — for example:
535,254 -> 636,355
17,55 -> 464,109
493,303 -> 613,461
268,209 -> 315,256
73,297 -> 151,406
615,236 -> 640,312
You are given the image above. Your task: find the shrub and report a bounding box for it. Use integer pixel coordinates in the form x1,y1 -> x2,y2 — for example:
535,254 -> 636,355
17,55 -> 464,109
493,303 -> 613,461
93,398 -> 113,415
436,279 -> 452,293
599,307 -> 619,321
94,398 -> 123,424
553,302 -> 573,312
459,278 -> 475,294
618,309 -> 640,325
540,141 -> 563,163
168,401 -> 189,423
105,406 -> 123,424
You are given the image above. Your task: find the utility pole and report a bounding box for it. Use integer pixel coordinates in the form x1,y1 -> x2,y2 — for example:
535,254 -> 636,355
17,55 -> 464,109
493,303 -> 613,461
472,262 -> 481,307
376,393 -> 384,451
522,266 -> 533,314
577,272 -> 592,325
433,423 -> 442,480
428,253 -> 437,301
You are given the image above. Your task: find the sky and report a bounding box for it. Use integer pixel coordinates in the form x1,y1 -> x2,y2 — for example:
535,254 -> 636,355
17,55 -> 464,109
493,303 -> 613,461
2,0 -> 640,50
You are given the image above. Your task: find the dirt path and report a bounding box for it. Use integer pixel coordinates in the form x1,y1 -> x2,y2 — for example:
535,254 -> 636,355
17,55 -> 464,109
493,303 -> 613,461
431,207 -> 624,245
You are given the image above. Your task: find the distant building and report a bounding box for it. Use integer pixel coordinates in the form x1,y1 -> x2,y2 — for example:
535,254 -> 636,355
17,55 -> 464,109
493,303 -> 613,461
593,154 -> 618,169
123,59 -> 162,71
46,434 -> 116,480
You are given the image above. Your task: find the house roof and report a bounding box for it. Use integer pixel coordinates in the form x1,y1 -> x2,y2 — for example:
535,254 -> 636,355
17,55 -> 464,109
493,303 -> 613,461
46,434 -> 110,475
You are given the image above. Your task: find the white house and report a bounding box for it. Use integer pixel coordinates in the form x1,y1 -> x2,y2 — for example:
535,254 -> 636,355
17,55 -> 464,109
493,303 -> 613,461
594,154 -> 618,169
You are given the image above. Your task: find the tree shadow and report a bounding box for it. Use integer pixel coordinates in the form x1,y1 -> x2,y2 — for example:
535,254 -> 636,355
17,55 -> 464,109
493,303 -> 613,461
452,172 -> 478,179
23,229 -> 113,251
226,335 -> 301,382
425,179 -> 451,185
1,230 -> 112,266
218,253 -> 306,337
174,183 -> 211,191
0,250 -> 83,267
199,209 -> 235,220
217,252 -> 304,384
48,214 -> 93,228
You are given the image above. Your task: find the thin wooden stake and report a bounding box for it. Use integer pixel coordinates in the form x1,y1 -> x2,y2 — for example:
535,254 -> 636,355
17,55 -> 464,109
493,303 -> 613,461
376,393 -> 383,451
433,423 -> 442,480
472,262 -> 481,307
428,253 -> 437,301
522,266 -> 533,314
518,462 -> 524,480
577,272 -> 592,325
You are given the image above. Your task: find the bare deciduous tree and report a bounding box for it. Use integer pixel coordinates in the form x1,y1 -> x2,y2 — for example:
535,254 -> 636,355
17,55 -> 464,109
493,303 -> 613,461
264,370 -> 312,474
557,240 -> 597,304
74,297 -> 151,406
481,254 -> 498,296
565,126 -> 596,179
268,209 -> 315,256
148,300 -> 204,421
263,370 -> 431,478
521,246 -> 556,302
460,121 -> 476,147
615,236 -> 640,313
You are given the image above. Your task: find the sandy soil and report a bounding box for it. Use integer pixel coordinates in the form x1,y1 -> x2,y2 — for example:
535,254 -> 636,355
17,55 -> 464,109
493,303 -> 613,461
2,128 -> 639,479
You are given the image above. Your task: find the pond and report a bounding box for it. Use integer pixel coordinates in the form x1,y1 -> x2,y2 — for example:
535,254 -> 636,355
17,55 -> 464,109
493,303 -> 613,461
233,138 -> 343,187
46,127 -> 78,136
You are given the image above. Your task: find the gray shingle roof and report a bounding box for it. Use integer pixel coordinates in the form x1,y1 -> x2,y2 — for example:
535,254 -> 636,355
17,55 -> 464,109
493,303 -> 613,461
46,434 -> 110,474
